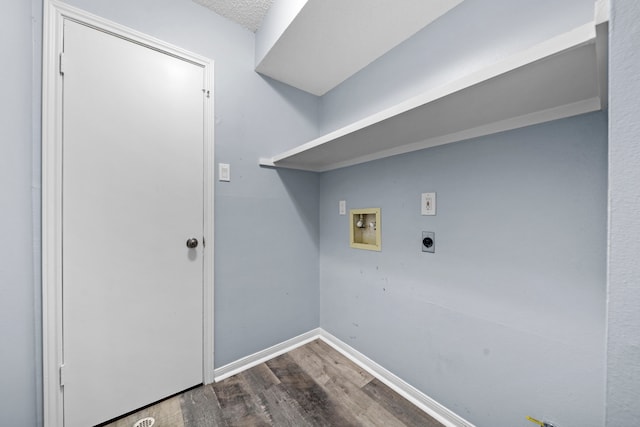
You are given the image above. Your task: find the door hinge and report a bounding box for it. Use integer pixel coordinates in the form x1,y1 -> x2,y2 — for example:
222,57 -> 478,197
202,237 -> 205,248
59,364 -> 65,387
59,52 -> 65,75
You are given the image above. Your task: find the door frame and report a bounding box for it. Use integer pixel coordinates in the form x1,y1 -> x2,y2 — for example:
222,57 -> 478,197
41,2 -> 215,425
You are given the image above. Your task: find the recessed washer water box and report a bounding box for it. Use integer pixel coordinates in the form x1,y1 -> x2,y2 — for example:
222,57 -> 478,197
350,208 -> 381,251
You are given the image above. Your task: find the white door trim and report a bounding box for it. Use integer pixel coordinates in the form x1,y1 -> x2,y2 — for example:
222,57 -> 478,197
41,2 -> 215,425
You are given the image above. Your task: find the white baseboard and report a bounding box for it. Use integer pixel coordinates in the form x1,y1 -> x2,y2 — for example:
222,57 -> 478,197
213,327 -> 474,427
213,328 -> 321,381
318,330 -> 475,427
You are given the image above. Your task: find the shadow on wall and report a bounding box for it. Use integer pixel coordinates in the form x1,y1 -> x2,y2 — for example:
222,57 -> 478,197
258,74 -> 320,146
274,167 -> 320,247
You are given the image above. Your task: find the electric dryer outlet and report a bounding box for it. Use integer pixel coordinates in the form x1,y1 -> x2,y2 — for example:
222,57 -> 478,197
422,231 -> 435,253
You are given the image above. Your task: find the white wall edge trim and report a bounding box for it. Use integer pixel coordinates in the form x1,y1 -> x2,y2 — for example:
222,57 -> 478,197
213,328 -> 474,426
595,0 -> 610,24
42,1 -> 215,425
213,329 -> 322,382
318,330 -> 476,427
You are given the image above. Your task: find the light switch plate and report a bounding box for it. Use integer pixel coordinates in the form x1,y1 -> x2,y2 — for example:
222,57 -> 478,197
219,163 -> 230,182
421,192 -> 436,215
339,200 -> 346,215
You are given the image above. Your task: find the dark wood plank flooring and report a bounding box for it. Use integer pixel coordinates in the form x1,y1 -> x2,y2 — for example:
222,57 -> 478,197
104,339 -> 443,427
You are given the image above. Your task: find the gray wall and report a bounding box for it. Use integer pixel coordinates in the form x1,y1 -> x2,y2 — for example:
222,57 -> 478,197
4,0 -> 639,425
317,2 -> 608,426
3,0 -> 321,424
606,0 -> 640,424
4,0 -> 321,422
320,112 -> 607,427
0,0 -> 40,425
320,0 -> 595,133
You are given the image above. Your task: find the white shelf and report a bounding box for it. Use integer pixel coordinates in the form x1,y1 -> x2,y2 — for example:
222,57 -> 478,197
259,21 -> 608,172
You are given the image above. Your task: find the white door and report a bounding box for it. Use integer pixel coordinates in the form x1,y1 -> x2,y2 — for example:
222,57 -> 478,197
62,19 -> 205,427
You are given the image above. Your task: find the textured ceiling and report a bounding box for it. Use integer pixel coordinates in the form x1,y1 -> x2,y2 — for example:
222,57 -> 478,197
193,0 -> 274,32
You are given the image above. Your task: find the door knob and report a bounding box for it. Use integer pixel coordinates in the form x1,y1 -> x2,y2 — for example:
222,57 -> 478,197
186,238 -> 198,249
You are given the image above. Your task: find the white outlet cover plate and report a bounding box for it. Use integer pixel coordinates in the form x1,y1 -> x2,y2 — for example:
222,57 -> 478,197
421,192 -> 436,215
339,200 -> 346,215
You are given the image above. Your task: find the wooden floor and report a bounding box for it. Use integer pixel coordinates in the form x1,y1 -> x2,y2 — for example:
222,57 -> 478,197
104,339 -> 443,427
